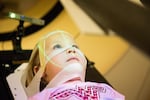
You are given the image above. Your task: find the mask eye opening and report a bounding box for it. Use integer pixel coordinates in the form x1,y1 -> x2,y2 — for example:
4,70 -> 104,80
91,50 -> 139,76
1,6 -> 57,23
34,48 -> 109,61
72,44 -> 79,49
53,44 -> 62,50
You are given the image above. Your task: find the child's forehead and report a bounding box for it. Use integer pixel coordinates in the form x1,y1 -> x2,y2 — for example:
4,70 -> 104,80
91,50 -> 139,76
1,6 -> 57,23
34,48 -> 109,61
45,30 -> 73,39
45,32 -> 75,45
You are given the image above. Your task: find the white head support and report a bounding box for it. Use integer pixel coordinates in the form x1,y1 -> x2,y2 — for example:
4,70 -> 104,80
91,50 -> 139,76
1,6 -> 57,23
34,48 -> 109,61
23,30 -> 87,96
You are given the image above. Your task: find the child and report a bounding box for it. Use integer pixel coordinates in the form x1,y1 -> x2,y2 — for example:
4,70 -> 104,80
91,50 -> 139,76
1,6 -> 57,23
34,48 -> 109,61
21,30 -> 124,100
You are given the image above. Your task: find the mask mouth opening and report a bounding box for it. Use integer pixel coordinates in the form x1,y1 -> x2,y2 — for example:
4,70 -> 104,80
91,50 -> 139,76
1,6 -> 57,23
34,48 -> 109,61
66,57 -> 80,62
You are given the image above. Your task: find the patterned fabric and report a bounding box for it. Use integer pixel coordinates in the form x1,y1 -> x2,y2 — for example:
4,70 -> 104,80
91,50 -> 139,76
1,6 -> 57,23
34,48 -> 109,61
28,82 -> 125,100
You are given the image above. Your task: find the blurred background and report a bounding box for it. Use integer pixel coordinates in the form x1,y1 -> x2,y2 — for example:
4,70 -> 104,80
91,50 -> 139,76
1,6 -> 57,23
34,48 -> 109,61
0,0 -> 150,100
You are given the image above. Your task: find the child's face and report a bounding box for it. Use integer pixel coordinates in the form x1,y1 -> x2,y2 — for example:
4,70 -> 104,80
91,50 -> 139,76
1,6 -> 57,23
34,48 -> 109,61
43,32 -> 87,83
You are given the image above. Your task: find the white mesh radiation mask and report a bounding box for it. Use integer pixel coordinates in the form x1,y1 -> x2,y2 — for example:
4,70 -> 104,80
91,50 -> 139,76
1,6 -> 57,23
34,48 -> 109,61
39,31 -> 87,88
26,30 -> 87,96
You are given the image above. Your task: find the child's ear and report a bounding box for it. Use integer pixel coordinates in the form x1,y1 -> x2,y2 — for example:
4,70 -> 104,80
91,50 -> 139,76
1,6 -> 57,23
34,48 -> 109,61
33,66 -> 39,74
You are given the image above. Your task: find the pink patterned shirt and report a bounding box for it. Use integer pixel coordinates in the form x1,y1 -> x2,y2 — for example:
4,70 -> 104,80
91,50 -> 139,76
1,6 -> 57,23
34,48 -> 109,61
28,82 -> 125,100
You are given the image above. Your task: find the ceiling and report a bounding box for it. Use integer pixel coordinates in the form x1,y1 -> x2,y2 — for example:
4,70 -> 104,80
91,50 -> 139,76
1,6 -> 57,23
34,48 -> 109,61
0,0 -> 63,40
0,0 -> 150,13
0,0 -> 38,13
0,0 -> 150,56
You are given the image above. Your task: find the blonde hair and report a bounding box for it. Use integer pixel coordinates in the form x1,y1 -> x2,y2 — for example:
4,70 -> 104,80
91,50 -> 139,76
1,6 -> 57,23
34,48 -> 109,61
25,46 -> 40,87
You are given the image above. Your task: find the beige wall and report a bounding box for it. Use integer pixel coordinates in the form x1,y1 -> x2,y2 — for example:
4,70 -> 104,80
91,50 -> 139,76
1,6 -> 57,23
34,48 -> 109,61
105,46 -> 150,100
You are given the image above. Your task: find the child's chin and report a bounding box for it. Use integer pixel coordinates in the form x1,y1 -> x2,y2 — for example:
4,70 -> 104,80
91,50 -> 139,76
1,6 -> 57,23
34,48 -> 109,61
65,77 -> 81,83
